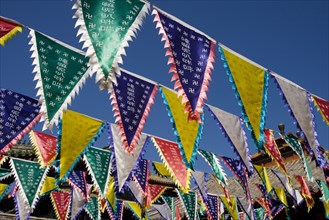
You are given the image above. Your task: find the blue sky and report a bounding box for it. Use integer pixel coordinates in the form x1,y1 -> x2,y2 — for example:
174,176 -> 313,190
1,0 -> 328,176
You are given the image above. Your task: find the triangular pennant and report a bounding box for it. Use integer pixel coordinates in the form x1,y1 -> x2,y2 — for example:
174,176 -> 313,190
162,196 -> 175,220
152,8 -> 215,122
295,175 -> 314,212
132,158 -> 150,196
175,205 -> 181,220
29,29 -> 92,130
0,183 -> 9,201
0,16 -> 22,46
218,46 -> 269,149
40,176 -> 57,196
254,164 -> 272,193
255,183 -> 267,199
84,146 -> 111,196
50,191 -> 71,220
29,130 -> 57,167
85,196 -> 100,220
109,123 -> 147,192
316,179 -> 329,202
106,199 -> 124,220
152,161 -> 171,177
72,0 -> 149,87
271,204 -> 285,219
105,176 -> 116,212
198,149 -> 227,185
237,197 -> 255,220
0,88 -> 41,155
127,180 -> 144,207
255,198 -> 272,219
219,196 -> 239,220
125,201 -> 144,220
160,86 -> 203,167
254,207 -> 265,220
263,129 -> 288,176
274,188 -> 288,207
273,73 -> 327,167
207,104 -> 253,175
0,167 -> 12,181
177,190 -> 197,220
282,134 -> 313,181
58,110 -> 104,181
152,136 -> 191,192
146,184 -> 167,208
71,186 -> 86,220
10,158 -> 48,209
68,170 -> 88,201
110,69 -> 157,152
322,199 -> 329,219
152,203 -> 171,220
191,170 -> 207,201
14,190 -> 31,220
311,95 -> 329,126
204,194 -> 219,220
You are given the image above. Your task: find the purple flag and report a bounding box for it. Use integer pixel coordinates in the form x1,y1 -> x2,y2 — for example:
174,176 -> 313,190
133,158 -> 149,196
205,194 -> 219,220
68,170 -> 88,201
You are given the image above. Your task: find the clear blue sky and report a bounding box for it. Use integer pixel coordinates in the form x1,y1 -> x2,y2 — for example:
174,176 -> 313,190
1,0 -> 328,176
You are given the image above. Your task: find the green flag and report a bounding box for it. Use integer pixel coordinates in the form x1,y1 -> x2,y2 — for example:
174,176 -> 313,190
85,196 -> 100,220
177,190 -> 197,220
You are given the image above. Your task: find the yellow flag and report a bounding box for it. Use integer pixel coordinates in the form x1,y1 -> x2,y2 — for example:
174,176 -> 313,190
220,196 -> 239,220
126,201 -> 148,220
40,176 -> 57,195
0,183 -> 7,196
60,110 -> 103,180
274,188 -> 288,207
254,164 -> 272,193
105,176 -> 116,210
323,199 -> 329,218
153,162 -> 171,177
161,87 -> 201,166
220,47 -> 267,145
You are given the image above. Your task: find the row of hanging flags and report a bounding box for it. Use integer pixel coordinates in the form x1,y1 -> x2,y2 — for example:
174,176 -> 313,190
0,0 -> 329,218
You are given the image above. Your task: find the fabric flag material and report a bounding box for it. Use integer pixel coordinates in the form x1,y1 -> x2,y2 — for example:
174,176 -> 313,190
220,196 -> 239,220
198,149 -> 227,186
152,204 -> 171,220
50,191 -> 71,220
204,194 -> 219,220
263,129 -> 288,176
0,167 -> 11,181
0,16 -> 22,46
282,134 -> 313,181
295,175 -> 314,212
29,130 -> 57,168
85,196 -> 100,220
40,176 -> 57,196
175,205 -> 181,220
322,199 -> 329,219
254,164 -> 272,193
109,123 -> 147,192
125,201 -> 144,220
84,146 -> 111,196
68,170 -> 88,201
0,88 -> 41,155
73,0 -> 149,88
273,73 -> 327,167
316,179 -> 329,202
311,95 -> 329,126
218,46 -> 268,149
153,161 -> 171,177
0,183 -> 8,202
29,30 -> 92,130
133,158 -> 149,196
58,110 -> 104,181
274,188 -> 288,207
110,69 -> 157,153
160,86 -> 203,168
153,8 -> 215,123
127,180 -> 144,207
206,104 -> 253,175
152,136 -> 191,192
10,158 -> 48,210
191,170 -> 207,202
177,190 -> 197,220
237,197 -> 255,220
146,184 -> 167,208
271,204 -> 285,219
14,190 -> 31,220
162,196 -> 175,220
255,198 -> 272,219
105,176 -> 116,212
255,183 -> 267,199
71,186 -> 86,220
106,199 -> 124,220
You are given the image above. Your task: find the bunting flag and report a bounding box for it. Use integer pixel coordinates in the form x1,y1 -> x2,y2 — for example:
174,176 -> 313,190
0,88 -> 41,155
219,196 -> 239,220
254,164 -> 272,193
191,170 -> 207,202
255,198 -> 272,219
127,180 -> 145,207
85,196 -> 100,220
72,0 -> 149,88
10,158 -> 48,210
71,186 -> 86,220
295,175 -> 314,212
218,45 -> 269,149
220,156 -> 251,202
125,201 -> 144,220
198,149 -> 227,186
282,134 -> 313,181
263,129 -> 288,176
0,167 -> 12,181
237,197 -> 255,220
152,136 -> 191,192
272,73 -> 327,167
68,170 -> 88,201
175,205 -> 181,220
0,183 -> 8,201
105,176 -> 116,213
254,207 -> 265,220
133,158 -> 150,196
152,203 -> 171,220
109,123 -> 148,192
206,104 -> 253,176
58,110 -> 104,181
204,194 -> 219,220
177,190 -> 197,220
14,189 -> 31,220
153,8 -> 215,123
109,69 -> 157,153
255,183 -> 267,199
29,130 -> 57,167
146,184 -> 168,208
160,86 -> 203,168
84,146 -> 111,196
50,191 -> 71,220
40,176 -> 57,196
271,204 -> 285,219
316,179 -> 329,202
322,199 -> 329,219
153,161 -> 171,177
274,188 -> 288,207
106,200 -> 124,220
311,95 -> 329,126
0,16 -> 22,46
162,196 -> 175,220
29,29 -> 92,130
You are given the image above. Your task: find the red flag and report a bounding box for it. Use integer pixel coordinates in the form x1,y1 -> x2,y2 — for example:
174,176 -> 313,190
175,205 -> 181,220
312,95 -> 329,126
0,16 -> 22,46
146,184 -> 167,208
295,175 -> 314,212
50,191 -> 71,220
